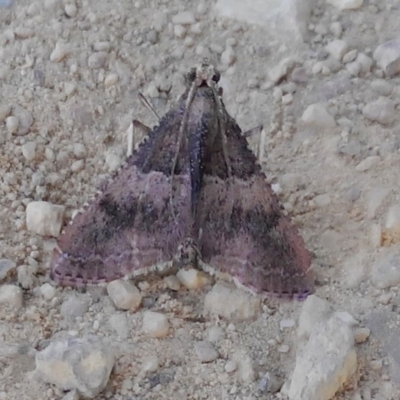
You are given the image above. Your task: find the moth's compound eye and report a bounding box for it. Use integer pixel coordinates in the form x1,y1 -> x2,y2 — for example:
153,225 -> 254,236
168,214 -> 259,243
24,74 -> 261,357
212,71 -> 220,83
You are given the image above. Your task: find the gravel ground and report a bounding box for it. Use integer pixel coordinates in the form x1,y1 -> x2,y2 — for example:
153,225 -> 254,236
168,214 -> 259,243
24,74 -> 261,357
2,0 -> 400,399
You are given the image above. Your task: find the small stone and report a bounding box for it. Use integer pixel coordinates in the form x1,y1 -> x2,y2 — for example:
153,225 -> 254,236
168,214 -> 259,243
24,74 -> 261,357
141,355 -> 159,373
371,250 -> 400,289
207,326 -> 225,342
17,265 -> 36,289
334,311 -> 358,327
21,142 -> 36,161
0,259 -> 16,281
160,275 -> 179,292
26,201 -> 65,237
204,282 -> 261,321
330,22 -> 343,37
356,156 -> 380,172
172,11 -> 195,25
290,67 -> 309,83
0,104 -> 11,122
225,360 -> 237,373
64,82 -> 76,96
221,47 -> 236,66
65,4 -> 77,17
233,351 -> 256,383
370,359 -> 383,370
301,103 -> 336,129
346,61 -> 361,77
34,336 -> 114,398
71,160 -> 84,172
298,295 -> 333,340
356,53 -> 373,74
108,314 -> 129,339
278,344 -> 290,353
174,24 -> 186,38
12,105 -> 33,135
288,315 -> 357,400
371,79 -> 393,96
142,311 -> 170,338
6,116 -> 19,134
258,372 -> 281,393
327,0 -> 363,10
282,93 -> 293,105
40,283 -> 57,300
373,39 -> 400,77
60,295 -> 89,318
176,268 -> 210,289
386,205 -> 400,230
107,280 -> 142,311
280,318 -> 296,330
343,50 -> 358,64
50,43 -> 69,62
104,73 -> 118,87
105,153 -> 122,172
268,58 -> 296,83
194,341 -> 219,363
88,52 -> 109,69
326,39 -> 349,61
72,143 -> 86,159
0,284 -> 23,310
342,251 -> 368,288
363,97 -> 395,125
354,327 -> 370,344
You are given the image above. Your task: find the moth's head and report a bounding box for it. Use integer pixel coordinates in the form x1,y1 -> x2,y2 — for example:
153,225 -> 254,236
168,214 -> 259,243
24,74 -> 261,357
186,58 -> 221,89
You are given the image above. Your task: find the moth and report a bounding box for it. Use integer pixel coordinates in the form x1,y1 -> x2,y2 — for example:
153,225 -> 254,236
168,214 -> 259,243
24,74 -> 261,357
50,59 -> 314,299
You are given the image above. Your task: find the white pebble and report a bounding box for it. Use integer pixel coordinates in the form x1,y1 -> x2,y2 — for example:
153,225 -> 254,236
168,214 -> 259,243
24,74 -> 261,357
279,318 -> 296,330
40,283 -> 57,300
65,4 -> 77,17
26,201 -> 65,237
354,327 -> 370,344
107,280 -> 142,311
176,268 -> 210,289
194,341 -> 219,363
221,47 -> 236,66
88,52 -> 109,69
6,116 -> 19,134
21,142 -> 36,161
50,43 -> 69,62
0,284 -> 23,310
174,24 -> 186,38
278,344 -> 290,353
142,311 -> 170,338
104,73 -> 119,87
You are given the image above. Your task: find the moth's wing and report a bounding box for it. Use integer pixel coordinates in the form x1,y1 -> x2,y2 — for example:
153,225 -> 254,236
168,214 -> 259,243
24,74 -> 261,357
51,105 -> 192,286
196,115 -> 313,298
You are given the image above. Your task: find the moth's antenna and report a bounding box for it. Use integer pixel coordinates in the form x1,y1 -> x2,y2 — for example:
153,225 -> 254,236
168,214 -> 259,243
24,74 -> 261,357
138,92 -> 160,121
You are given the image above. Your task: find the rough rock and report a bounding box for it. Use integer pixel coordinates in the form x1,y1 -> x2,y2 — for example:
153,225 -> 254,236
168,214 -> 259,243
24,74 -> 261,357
0,284 -> 23,310
367,187 -> 390,219
0,258 -> 16,281
60,295 -> 89,318
34,336 -> 114,398
204,282 -> 261,321
341,251 -> 368,289
373,39 -> 400,77
142,311 -> 170,338
288,315 -> 357,400
326,39 -> 348,61
107,280 -> 142,311
355,156 -> 380,172
362,97 -> 395,125
176,268 -> 211,289
194,341 -> 219,363
301,103 -> 336,129
12,105 -> 33,135
26,201 -> 65,237
297,295 -> 332,340
215,0 -> 316,42
326,0 -> 363,10
371,250 -> 400,289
